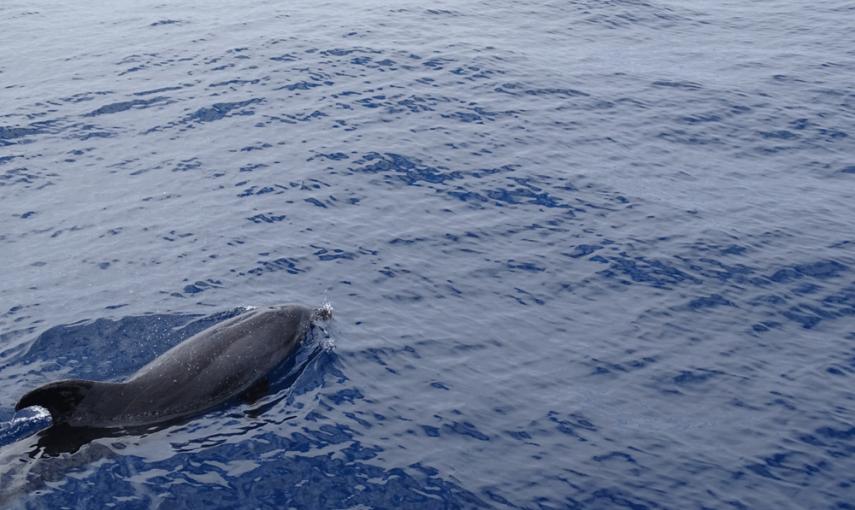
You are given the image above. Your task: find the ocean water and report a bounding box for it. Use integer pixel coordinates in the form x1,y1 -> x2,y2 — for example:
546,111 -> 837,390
1,0 -> 853,507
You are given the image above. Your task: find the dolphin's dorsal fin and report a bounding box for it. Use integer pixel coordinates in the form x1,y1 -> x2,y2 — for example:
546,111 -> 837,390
16,379 -> 96,425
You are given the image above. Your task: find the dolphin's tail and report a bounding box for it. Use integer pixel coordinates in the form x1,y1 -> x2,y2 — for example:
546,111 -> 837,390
16,379 -> 96,425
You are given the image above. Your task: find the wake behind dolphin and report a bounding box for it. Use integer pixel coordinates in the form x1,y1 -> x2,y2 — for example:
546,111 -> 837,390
13,304 -> 331,432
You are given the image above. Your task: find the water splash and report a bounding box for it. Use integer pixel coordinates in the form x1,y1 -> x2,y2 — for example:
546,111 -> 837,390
316,299 -> 336,352
0,406 -> 52,447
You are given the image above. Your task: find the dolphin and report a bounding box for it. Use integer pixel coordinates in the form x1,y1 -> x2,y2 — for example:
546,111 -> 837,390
15,304 -> 331,429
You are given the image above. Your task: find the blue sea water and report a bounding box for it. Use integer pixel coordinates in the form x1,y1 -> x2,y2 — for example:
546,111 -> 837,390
1,0 -> 854,507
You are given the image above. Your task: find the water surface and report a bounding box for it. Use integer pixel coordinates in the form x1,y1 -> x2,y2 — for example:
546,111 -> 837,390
1,0 -> 853,508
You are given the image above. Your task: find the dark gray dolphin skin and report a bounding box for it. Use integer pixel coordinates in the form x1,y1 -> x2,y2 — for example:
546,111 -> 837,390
16,304 -> 331,429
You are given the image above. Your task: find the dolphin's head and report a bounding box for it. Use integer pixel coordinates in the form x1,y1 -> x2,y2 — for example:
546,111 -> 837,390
269,303 -> 332,345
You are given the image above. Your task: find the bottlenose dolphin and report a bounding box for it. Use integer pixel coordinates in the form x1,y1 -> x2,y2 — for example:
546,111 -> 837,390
15,304 -> 331,429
